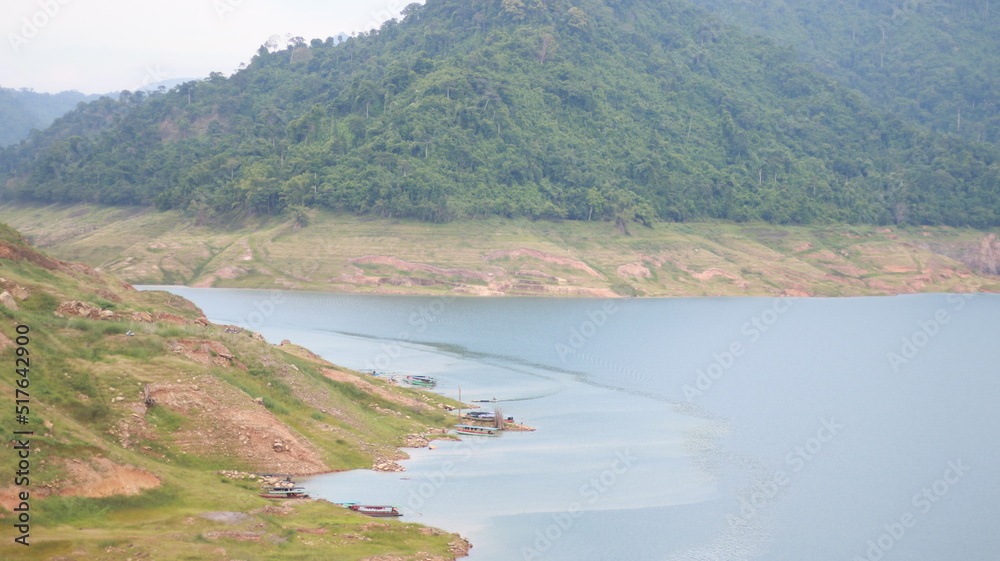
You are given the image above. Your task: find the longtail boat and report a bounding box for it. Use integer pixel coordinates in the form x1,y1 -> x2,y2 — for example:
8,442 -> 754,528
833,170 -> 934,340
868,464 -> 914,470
453,424 -> 499,436
259,488 -> 310,499
348,505 -> 402,517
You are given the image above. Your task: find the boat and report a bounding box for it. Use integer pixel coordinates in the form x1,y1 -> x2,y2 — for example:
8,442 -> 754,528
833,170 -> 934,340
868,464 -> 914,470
259,489 -> 310,499
348,504 -> 403,517
406,375 -> 437,387
472,398 -> 498,403
454,424 -> 499,436
463,412 -> 515,423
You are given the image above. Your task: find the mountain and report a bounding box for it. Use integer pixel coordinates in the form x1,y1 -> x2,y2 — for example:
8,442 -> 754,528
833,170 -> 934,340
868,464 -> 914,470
0,222 -> 467,559
0,0 -> 997,228
0,87 -> 101,147
1,83 -> 196,147
682,0 -> 1000,144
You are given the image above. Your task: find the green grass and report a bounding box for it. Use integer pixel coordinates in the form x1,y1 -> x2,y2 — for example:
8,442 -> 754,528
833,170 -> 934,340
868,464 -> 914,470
19,290 -> 60,313
37,486 -> 182,526
0,220 -> 469,560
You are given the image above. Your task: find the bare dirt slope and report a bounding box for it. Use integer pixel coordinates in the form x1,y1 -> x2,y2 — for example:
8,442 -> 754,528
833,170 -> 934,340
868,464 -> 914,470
2,203 -> 998,297
0,222 -> 469,560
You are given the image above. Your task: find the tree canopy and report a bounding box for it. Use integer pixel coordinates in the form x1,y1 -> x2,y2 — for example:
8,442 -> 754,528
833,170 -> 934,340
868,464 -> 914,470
685,0 -> 1000,145
1,0 -> 997,228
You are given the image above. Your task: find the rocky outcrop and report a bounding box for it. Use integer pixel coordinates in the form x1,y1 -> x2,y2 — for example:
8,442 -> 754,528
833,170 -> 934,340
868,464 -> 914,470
402,434 -> 430,448
963,234 -> 1000,275
147,382 -> 328,475
372,457 -> 405,472
172,339 -> 237,367
0,278 -> 30,300
0,291 -> 18,310
55,300 -> 117,320
617,262 -> 652,279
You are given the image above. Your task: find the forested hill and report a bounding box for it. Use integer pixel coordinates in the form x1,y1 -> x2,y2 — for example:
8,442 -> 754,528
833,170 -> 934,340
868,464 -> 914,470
1,0 -> 997,228
683,0 -> 999,145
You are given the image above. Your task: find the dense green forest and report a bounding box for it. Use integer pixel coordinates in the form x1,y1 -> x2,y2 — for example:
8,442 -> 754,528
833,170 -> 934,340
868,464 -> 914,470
1,0 -> 997,228
684,0 -> 1000,145
0,87 -> 99,146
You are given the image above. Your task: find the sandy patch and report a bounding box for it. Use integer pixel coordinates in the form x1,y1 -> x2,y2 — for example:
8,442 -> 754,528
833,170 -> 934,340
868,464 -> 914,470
617,262 -> 651,279
484,248 -> 604,279
783,288 -> 811,297
690,268 -> 740,281
545,286 -> 620,297
191,275 -> 217,288
59,457 -> 160,499
351,255 -> 492,282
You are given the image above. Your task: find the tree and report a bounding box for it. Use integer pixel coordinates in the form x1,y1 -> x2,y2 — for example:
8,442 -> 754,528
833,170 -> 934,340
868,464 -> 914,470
568,7 -> 589,30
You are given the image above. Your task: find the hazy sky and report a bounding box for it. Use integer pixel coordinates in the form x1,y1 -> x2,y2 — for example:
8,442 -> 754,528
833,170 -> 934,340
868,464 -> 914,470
2,0 -> 418,94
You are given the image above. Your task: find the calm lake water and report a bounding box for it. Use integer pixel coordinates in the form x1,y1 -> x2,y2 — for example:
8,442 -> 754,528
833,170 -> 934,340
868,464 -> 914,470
143,287 -> 1000,561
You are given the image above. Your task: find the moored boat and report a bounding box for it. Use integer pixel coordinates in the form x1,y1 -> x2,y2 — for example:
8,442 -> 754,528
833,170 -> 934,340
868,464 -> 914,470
462,411 -> 514,423
406,375 -> 437,387
259,489 -> 310,499
454,424 -> 499,436
348,504 -> 403,517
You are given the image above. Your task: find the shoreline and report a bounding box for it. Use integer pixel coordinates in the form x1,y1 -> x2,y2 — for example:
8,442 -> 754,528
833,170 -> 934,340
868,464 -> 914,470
138,282 -> 997,299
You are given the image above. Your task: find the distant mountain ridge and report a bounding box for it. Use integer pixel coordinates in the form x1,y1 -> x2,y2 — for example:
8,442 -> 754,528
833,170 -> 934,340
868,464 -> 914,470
1,80 -> 197,147
0,0 -> 997,228
0,87 -> 100,146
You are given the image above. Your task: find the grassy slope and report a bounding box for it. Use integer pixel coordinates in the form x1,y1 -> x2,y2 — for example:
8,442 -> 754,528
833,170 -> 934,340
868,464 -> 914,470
1,203 -> 998,297
0,223 -> 467,560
